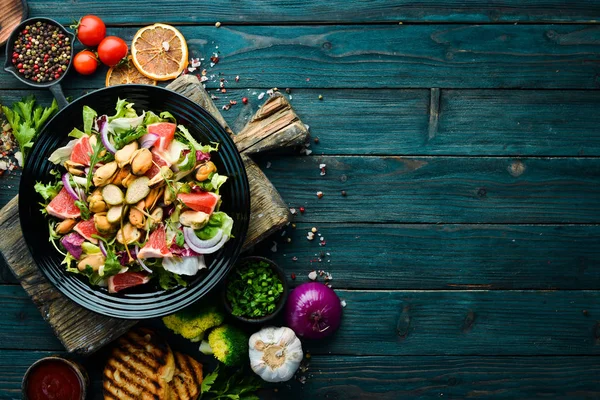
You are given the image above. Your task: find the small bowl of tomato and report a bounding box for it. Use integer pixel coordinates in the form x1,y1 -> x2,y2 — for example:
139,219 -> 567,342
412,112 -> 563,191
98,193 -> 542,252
22,356 -> 88,400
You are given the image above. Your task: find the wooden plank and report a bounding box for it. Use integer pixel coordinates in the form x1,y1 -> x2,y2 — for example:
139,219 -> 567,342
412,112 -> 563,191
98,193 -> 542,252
3,286 -> 600,355
2,25 -> 600,89
0,286 -> 62,350
263,223 -> 600,290
22,0 -> 600,23
275,355 -> 600,399
310,290 -> 600,356
2,352 -> 600,400
260,155 -> 600,224
5,89 -> 600,156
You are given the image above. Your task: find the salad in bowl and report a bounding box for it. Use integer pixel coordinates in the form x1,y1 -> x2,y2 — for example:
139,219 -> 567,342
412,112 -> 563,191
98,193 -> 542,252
34,99 -> 234,293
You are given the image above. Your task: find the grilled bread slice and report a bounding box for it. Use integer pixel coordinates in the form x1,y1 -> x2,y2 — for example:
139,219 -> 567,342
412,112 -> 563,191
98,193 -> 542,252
169,352 -> 204,400
103,327 -> 176,400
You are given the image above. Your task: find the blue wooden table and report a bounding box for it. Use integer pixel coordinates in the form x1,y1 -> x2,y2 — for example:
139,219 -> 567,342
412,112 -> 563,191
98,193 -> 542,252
2,1 -> 600,398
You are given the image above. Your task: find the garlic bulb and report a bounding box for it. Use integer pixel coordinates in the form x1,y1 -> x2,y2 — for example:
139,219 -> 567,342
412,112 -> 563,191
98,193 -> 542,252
249,326 -> 303,383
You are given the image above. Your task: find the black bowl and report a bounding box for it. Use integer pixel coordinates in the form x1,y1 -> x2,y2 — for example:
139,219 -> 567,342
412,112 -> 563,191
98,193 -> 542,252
222,256 -> 289,324
19,85 -> 250,319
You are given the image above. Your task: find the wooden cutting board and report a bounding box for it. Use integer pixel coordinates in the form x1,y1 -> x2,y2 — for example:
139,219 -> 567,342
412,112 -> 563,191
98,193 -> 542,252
0,0 -> 27,46
0,75 -> 307,354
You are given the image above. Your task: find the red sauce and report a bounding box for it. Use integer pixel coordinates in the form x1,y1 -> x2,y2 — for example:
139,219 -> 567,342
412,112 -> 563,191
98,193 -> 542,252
25,360 -> 82,400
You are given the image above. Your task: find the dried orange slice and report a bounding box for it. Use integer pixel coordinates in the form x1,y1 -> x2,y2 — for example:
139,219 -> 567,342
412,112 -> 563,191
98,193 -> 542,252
105,56 -> 157,87
131,23 -> 188,81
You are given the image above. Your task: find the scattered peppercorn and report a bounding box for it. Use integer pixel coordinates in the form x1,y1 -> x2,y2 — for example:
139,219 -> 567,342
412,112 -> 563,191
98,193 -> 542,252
318,95 -> 323,100
316,191 -> 324,198
313,137 -> 320,144
341,190 -> 347,196
291,272 -> 297,279
299,206 -> 305,213
242,97 -> 248,104
285,88 -> 291,94
215,21 -> 222,28
11,21 -> 71,83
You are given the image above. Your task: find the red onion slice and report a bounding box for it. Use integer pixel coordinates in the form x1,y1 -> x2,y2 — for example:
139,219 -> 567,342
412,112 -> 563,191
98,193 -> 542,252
99,241 -> 108,257
62,173 -> 80,200
140,133 -> 159,149
99,115 -> 116,154
134,244 -> 153,273
183,227 -> 228,254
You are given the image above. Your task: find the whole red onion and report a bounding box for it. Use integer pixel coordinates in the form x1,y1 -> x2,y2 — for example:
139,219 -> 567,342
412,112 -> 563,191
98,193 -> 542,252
285,282 -> 343,339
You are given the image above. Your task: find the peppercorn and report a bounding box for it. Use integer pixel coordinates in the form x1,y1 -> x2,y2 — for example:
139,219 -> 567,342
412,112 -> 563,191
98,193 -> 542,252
11,21 -> 71,83
314,137 -> 320,144
341,190 -> 347,196
299,206 -> 305,213
242,97 -> 248,104
291,273 -> 296,280
286,88 -> 291,94
318,94 -> 323,100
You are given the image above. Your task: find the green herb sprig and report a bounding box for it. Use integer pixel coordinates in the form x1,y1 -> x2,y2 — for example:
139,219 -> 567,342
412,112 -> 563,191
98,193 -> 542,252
2,96 -> 58,162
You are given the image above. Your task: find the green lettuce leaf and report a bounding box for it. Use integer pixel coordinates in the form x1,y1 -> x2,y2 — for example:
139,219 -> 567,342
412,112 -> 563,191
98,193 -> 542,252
196,212 -> 233,240
82,106 -> 97,134
34,181 -> 63,201
68,128 -> 85,138
177,125 -> 219,154
155,266 -> 188,291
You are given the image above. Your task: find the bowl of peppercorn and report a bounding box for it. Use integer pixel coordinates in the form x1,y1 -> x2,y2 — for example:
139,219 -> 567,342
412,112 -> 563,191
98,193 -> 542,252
222,256 -> 289,324
4,17 -> 74,108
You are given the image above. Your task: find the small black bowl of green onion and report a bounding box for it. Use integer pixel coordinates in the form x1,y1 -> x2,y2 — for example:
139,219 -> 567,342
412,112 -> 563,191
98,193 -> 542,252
222,256 -> 288,324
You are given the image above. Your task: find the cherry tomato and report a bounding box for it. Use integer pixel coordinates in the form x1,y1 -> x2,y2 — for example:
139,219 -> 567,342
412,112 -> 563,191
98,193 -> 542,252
97,36 -> 128,67
73,50 -> 99,75
77,15 -> 106,47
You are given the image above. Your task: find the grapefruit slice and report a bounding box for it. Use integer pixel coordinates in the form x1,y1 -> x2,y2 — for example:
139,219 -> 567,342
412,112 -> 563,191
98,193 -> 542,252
131,23 -> 188,81
138,224 -> 173,259
177,192 -> 220,214
145,149 -> 172,179
46,187 -> 81,219
70,136 -> 93,166
148,122 -> 176,152
108,272 -> 150,293
74,219 -> 100,244
106,56 -> 157,87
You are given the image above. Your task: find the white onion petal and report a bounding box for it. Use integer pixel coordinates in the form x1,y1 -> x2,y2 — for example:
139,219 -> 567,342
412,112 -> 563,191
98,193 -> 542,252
183,227 -> 228,254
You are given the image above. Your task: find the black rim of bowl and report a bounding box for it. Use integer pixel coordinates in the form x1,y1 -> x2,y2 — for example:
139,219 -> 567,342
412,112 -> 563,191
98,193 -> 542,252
222,256 -> 289,324
19,85 -> 250,319
4,16 -> 74,88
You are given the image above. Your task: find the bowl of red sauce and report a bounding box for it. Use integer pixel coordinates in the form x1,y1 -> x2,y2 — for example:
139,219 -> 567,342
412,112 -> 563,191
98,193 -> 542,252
22,356 -> 88,400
